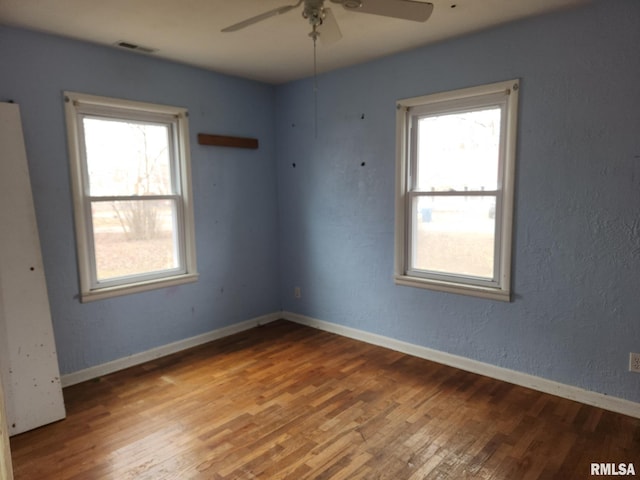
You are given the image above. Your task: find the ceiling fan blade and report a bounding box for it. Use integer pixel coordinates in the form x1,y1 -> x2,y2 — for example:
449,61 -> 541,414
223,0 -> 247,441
344,0 -> 433,22
222,2 -> 301,32
318,8 -> 342,45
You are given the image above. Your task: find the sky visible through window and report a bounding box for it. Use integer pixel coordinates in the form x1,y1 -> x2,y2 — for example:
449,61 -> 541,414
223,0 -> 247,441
417,107 -> 501,192
83,117 -> 172,197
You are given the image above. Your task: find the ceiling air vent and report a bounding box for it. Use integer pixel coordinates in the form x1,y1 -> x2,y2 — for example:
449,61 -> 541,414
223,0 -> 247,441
114,41 -> 157,54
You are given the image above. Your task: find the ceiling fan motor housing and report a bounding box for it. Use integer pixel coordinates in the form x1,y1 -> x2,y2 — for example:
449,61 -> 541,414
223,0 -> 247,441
303,0 -> 326,26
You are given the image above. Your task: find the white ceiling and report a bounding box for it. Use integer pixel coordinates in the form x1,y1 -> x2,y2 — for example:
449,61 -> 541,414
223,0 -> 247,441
0,0 -> 589,84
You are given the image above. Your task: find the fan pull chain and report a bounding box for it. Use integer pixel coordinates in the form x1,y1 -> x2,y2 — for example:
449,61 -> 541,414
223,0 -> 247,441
312,24 -> 318,139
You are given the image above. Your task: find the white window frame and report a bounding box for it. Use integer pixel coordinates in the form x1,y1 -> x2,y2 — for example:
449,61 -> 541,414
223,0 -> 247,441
64,92 -> 198,302
394,79 -> 519,301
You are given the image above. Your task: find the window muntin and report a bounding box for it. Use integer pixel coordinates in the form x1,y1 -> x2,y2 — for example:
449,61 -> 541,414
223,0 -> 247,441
65,92 -> 198,301
395,80 -> 518,301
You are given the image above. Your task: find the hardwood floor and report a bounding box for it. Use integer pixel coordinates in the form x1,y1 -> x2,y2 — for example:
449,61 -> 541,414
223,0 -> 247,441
10,320 -> 640,479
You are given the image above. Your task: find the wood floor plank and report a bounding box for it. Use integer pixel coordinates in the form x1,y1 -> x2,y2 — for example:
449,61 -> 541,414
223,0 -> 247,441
10,320 -> 640,479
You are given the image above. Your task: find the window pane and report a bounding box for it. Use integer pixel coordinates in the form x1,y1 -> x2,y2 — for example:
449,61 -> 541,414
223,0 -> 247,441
91,199 -> 180,281
416,108 -> 501,192
412,196 -> 496,279
83,117 -> 173,196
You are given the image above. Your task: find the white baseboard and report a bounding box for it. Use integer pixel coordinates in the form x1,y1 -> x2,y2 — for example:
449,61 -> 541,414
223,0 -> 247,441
282,311 -> 640,420
61,312 -> 281,387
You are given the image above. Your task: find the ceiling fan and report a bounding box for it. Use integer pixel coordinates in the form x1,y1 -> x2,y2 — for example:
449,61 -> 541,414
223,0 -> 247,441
222,0 -> 433,137
222,0 -> 434,45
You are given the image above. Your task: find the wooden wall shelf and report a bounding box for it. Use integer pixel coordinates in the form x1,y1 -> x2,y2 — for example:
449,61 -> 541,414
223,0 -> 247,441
198,133 -> 258,150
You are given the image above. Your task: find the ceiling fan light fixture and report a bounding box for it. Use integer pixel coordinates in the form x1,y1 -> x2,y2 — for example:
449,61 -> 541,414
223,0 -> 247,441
302,7 -> 324,26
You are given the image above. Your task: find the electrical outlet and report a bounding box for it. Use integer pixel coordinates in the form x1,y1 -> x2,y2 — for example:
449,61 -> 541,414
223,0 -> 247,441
630,353 -> 640,373
294,286 -> 301,299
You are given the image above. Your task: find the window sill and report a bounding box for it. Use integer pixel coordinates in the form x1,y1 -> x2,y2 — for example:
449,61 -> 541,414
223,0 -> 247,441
394,274 -> 511,302
80,273 -> 199,303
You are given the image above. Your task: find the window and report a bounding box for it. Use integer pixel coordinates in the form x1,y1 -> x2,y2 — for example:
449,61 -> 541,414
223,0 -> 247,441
394,80 -> 519,301
65,92 -> 198,301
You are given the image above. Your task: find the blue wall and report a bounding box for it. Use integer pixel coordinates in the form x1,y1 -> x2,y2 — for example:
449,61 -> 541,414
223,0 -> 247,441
0,27 -> 280,375
1,0 -> 639,404
275,0 -> 640,403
